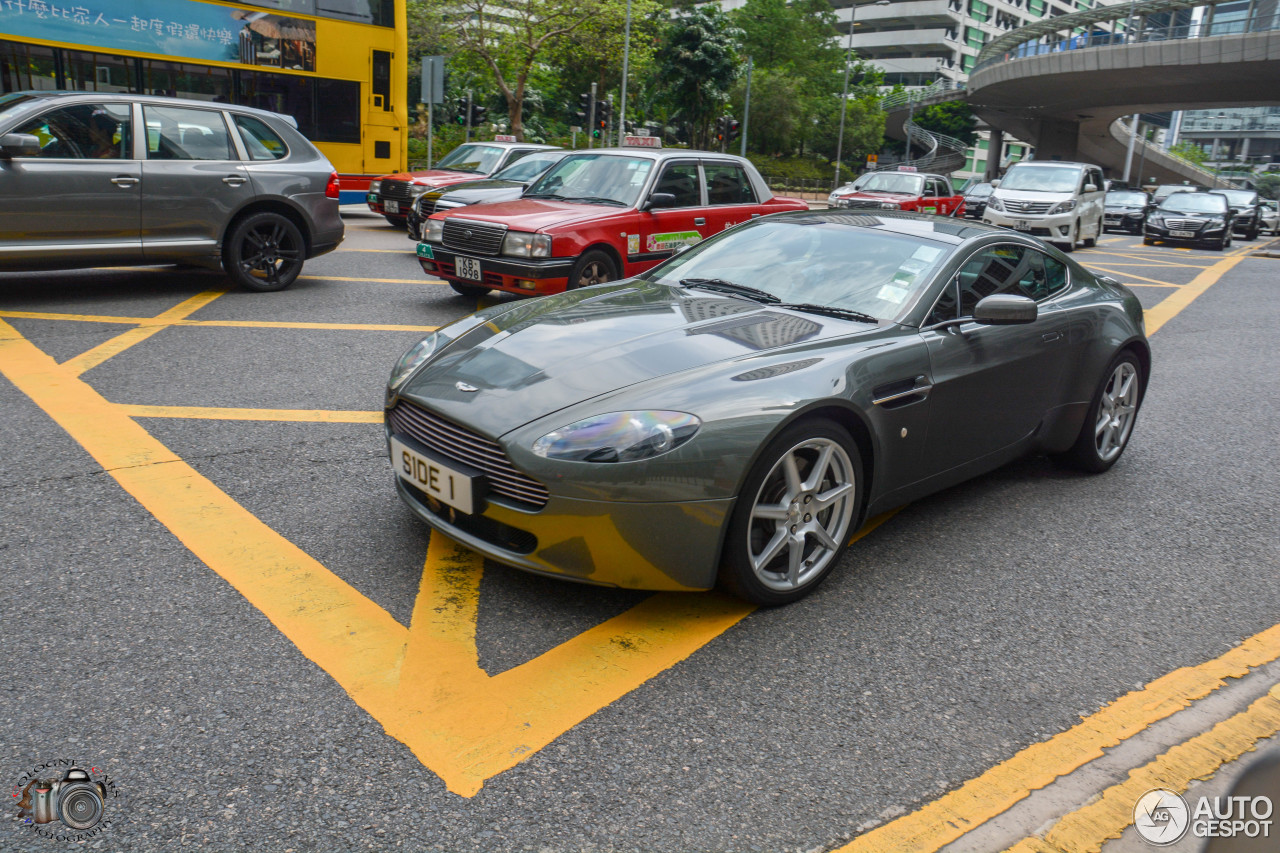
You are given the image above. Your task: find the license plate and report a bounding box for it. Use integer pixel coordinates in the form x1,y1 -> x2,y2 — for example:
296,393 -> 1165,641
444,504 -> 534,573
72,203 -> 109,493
1013,220 -> 1032,231
385,200 -> 400,214
1170,230 -> 1195,238
416,243 -> 434,259
391,437 -> 478,515
455,256 -> 482,281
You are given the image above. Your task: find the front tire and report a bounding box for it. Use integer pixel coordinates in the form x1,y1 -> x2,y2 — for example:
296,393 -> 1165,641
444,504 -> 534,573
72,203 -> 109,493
567,249 -> 619,290
1059,351 -> 1143,473
718,419 -> 863,605
223,212 -> 305,292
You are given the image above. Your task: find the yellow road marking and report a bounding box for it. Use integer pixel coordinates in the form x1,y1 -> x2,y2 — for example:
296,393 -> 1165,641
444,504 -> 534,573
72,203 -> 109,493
1084,250 -> 1207,266
1113,283 -> 1179,288
1085,266 -> 1188,288
117,404 -> 384,423
1003,684 -> 1280,853
834,247 -> 1251,853
0,310 -> 154,325
0,310 -> 439,333
299,275 -> 445,285
60,290 -> 225,376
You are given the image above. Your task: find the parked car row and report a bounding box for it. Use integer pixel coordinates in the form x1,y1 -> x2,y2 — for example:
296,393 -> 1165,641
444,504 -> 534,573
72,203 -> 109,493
1104,186 -> 1266,250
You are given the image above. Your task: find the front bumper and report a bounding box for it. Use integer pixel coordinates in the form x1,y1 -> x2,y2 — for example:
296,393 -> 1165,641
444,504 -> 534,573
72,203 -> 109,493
1144,221 -> 1226,244
418,243 -> 575,294
366,193 -> 414,219
1104,212 -> 1145,231
984,208 -> 1076,240
393,474 -> 733,591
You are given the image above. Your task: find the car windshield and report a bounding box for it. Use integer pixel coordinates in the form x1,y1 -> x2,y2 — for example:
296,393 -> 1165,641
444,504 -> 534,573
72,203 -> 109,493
966,183 -> 993,197
855,173 -> 925,195
1160,194 -> 1228,214
434,144 -> 504,174
1107,191 -> 1149,205
1154,186 -> 1195,200
998,165 -> 1083,193
493,152 -> 563,182
1219,190 -> 1257,206
645,218 -> 950,322
525,153 -> 654,206
0,93 -> 38,117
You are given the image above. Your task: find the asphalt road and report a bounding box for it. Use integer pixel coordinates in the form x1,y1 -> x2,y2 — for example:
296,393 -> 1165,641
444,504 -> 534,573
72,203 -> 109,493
2,211 -> 1276,852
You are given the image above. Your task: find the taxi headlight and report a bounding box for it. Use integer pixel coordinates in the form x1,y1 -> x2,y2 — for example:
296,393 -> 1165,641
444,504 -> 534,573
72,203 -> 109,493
424,218 -> 444,243
502,231 -> 552,258
879,201 -> 900,209
369,180 -> 382,194
532,411 -> 701,463
388,333 -> 440,393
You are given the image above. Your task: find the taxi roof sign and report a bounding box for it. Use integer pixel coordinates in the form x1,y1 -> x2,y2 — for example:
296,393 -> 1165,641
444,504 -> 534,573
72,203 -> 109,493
494,134 -> 517,142
623,135 -> 661,148
896,165 -> 919,172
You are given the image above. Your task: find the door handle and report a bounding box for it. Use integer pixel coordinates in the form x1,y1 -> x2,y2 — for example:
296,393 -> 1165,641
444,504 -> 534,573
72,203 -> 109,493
222,176 -> 248,186
1041,331 -> 1062,342
110,176 -> 138,187
694,217 -> 706,226
872,376 -> 934,407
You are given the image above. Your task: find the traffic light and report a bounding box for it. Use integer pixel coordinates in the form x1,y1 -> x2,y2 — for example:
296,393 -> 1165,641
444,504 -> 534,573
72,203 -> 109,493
595,100 -> 612,138
576,92 -> 592,125
714,115 -> 728,142
726,118 -> 741,143
469,103 -> 487,125
454,97 -> 468,125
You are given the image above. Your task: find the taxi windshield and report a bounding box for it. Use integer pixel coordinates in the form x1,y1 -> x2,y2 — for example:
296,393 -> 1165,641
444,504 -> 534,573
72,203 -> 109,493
856,173 -> 925,195
493,152 -> 563,182
525,154 -> 654,207
435,144 -> 503,174
645,218 -> 949,322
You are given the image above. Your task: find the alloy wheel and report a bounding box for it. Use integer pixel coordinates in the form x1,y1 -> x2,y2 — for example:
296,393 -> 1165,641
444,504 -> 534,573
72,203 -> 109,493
576,261 -> 611,288
1095,361 -> 1139,462
239,221 -> 302,288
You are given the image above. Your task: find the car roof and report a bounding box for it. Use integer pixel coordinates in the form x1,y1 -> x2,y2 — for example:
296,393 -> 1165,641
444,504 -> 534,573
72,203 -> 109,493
1006,160 -> 1098,170
761,209 -> 1018,245
4,89 -> 294,126
457,140 -> 560,150
565,147 -> 755,165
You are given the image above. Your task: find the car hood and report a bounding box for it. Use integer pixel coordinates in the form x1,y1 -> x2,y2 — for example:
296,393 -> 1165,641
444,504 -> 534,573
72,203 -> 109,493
836,191 -> 917,202
439,180 -> 524,205
383,169 -> 490,187
399,280 -> 857,437
433,197 -> 625,231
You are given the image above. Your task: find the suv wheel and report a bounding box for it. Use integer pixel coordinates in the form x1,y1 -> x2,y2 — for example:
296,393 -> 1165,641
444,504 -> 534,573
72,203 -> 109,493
223,212 -> 305,292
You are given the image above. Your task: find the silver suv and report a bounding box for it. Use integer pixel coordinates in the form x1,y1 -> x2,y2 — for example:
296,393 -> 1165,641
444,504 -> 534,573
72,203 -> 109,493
0,91 -> 343,291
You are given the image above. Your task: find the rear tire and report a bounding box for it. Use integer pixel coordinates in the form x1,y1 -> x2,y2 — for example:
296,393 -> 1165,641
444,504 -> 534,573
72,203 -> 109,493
1058,351 -> 1143,473
449,280 -> 491,299
223,212 -> 305,292
567,249 -> 619,290
718,419 -> 863,606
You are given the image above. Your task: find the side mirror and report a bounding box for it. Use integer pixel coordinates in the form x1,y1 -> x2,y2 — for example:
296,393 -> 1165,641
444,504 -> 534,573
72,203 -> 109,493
644,192 -> 678,211
989,179 -> 1001,188
974,294 -> 1037,325
0,132 -> 39,157
1083,183 -> 1099,193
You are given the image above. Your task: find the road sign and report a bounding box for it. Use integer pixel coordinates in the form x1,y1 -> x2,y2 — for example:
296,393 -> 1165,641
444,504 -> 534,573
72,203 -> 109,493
867,153 -> 878,164
420,55 -> 444,104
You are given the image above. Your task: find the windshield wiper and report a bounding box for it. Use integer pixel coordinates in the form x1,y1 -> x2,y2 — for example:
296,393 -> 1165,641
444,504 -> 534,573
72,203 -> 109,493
561,195 -> 627,206
679,278 -> 780,303
524,192 -> 571,200
775,303 -> 879,324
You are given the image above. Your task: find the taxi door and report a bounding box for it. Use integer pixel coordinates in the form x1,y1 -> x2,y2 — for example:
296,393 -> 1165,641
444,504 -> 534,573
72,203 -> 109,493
922,176 -> 962,217
635,159 -> 706,268
699,159 -> 765,238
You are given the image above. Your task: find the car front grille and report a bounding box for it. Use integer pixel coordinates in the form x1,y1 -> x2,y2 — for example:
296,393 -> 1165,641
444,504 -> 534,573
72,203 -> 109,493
441,219 -> 507,256
380,180 -> 416,202
388,401 -> 549,509
417,197 -> 440,217
1163,218 -> 1204,231
1004,200 -> 1054,214
840,199 -> 886,209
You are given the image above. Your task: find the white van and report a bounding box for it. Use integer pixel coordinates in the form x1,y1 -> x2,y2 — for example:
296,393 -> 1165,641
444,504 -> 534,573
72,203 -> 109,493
982,161 -> 1106,253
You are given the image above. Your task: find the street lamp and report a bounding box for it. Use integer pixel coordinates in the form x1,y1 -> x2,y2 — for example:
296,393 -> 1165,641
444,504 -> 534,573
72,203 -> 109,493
835,0 -> 891,189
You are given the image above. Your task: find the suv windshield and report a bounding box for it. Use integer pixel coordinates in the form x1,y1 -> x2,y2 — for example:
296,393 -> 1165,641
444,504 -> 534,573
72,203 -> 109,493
999,165 -> 1082,193
1160,193 -> 1228,214
966,183 -> 993,197
434,144 -> 503,174
1107,191 -> 1149,205
646,218 -> 948,322
855,173 -> 925,195
492,152 -> 563,183
525,153 -> 655,207
1219,190 -> 1257,206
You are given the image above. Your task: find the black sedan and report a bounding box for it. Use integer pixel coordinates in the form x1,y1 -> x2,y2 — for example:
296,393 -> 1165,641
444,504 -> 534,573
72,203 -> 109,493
963,182 -> 994,219
1144,191 -> 1234,250
1103,189 -> 1153,234
386,212 -> 1149,605
405,150 -> 571,241
1217,188 -> 1262,241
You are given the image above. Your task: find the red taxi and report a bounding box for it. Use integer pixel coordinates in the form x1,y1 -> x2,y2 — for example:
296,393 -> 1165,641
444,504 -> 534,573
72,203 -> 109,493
368,141 -> 559,226
415,147 -> 808,297
828,169 -> 965,216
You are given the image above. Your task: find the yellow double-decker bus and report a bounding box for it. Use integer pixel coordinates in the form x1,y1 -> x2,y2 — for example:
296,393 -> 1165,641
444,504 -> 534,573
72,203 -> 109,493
0,0 -> 406,202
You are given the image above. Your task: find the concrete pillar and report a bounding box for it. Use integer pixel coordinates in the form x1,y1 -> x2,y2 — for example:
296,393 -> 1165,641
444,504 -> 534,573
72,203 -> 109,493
1033,118 -> 1081,162
984,128 -> 1005,181
1241,136 -> 1251,163
1210,137 -> 1220,162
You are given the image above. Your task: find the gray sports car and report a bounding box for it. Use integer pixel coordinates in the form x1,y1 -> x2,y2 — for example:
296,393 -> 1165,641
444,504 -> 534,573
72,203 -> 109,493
385,211 -> 1149,604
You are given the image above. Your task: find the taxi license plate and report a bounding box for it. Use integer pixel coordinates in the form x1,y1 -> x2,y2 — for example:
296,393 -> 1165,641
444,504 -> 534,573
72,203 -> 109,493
455,256 -> 482,281
385,200 -> 400,214
1170,230 -> 1195,238
1013,220 -> 1032,231
416,243 -> 434,259
391,437 -> 478,515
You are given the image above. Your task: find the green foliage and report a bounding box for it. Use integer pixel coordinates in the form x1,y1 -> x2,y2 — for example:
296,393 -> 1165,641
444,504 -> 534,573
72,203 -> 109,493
1256,173 -> 1280,200
1169,141 -> 1208,166
656,7 -> 744,150
912,100 -> 978,148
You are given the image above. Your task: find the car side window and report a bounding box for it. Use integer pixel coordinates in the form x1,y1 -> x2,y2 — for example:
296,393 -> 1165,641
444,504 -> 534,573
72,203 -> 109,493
234,114 -> 288,161
144,105 -> 235,161
14,103 -> 132,160
652,162 -> 700,207
704,162 -> 756,205
1016,250 -> 1068,300
955,244 -> 1036,316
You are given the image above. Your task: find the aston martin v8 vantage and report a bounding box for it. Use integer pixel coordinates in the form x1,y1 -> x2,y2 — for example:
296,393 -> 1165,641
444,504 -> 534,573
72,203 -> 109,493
385,211 -> 1149,604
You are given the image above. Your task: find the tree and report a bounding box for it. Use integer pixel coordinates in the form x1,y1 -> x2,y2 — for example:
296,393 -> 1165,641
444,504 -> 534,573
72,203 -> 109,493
912,99 -> 978,148
727,68 -> 802,156
656,7 -> 744,150
414,0 -> 606,141
1256,173 -> 1280,200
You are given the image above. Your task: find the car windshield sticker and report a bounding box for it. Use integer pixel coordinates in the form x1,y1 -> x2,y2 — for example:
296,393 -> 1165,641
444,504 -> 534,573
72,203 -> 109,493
627,234 -> 640,255
646,231 -> 702,253
912,245 -> 943,262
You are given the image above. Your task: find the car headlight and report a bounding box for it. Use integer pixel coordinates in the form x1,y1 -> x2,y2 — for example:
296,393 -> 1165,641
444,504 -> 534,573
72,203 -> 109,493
1048,199 -> 1077,215
408,184 -> 431,198
388,332 -> 440,393
986,196 -> 1005,212
1147,215 -> 1163,226
828,192 -> 839,202
369,180 -> 382,194
532,411 -> 701,463
424,218 -> 444,243
879,201 -> 900,209
502,231 -> 552,258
